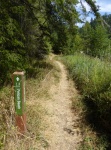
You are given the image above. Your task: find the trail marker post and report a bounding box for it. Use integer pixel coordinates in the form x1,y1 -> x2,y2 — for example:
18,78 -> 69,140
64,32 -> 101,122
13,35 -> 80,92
13,71 -> 26,134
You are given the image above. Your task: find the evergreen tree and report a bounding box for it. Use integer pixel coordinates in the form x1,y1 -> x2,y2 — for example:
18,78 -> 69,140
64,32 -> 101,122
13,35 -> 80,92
44,0 -> 79,54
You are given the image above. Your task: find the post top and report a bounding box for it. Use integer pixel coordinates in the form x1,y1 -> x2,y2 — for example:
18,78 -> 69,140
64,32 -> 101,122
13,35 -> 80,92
13,71 -> 25,75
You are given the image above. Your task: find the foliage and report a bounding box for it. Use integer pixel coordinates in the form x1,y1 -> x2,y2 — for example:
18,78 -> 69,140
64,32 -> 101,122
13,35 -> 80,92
45,0 -> 79,54
79,21 -> 93,54
84,0 -> 100,17
90,25 -> 110,57
62,54 -> 111,133
0,0 -> 105,85
0,0 -> 80,85
79,20 -> 110,58
102,14 -> 111,37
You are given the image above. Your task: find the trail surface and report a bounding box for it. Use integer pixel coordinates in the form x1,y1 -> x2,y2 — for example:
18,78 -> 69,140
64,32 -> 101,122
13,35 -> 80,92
42,57 -> 82,150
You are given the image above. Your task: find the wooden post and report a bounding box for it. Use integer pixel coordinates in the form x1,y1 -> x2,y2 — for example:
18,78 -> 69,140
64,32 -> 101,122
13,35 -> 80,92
13,71 -> 26,134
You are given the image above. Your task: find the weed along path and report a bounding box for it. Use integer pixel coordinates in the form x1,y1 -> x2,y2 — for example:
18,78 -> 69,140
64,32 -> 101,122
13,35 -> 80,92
41,57 -> 83,150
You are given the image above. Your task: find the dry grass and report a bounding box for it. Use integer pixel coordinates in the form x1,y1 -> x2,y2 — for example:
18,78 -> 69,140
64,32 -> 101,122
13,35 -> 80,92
0,86 -> 14,149
0,55 -> 60,150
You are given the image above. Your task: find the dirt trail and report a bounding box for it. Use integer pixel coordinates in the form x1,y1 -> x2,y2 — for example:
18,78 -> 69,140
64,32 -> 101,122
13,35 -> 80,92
42,58 -> 82,150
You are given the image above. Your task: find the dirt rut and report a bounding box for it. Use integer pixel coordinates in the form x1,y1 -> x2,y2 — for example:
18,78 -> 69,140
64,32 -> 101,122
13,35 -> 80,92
42,60 -> 82,150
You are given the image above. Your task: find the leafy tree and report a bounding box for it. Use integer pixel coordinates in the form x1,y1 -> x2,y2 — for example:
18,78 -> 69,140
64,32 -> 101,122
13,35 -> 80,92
80,20 -> 110,58
102,13 -> 111,38
80,21 -> 93,54
73,34 -> 83,53
90,25 -> 110,57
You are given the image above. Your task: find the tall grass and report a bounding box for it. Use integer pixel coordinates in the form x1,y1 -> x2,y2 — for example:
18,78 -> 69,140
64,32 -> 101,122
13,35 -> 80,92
0,56 -> 55,150
62,53 -> 111,130
61,53 -> 111,149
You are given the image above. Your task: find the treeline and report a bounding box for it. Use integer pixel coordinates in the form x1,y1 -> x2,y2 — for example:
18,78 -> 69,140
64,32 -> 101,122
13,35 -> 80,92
76,14 -> 111,59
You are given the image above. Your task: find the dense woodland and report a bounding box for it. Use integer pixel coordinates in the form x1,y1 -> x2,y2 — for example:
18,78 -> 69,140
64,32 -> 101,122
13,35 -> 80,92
0,0 -> 77,85
1,0 -> 111,86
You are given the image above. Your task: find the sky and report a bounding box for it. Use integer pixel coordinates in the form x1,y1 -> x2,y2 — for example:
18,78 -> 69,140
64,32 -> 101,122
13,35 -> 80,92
97,0 -> 111,14
77,0 -> 111,26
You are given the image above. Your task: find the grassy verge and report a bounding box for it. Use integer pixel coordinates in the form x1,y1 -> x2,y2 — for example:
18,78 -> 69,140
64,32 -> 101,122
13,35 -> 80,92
61,53 -> 111,149
0,55 -> 58,150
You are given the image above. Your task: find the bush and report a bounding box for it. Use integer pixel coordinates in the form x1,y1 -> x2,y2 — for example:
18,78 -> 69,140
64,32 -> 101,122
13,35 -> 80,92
62,54 -> 111,131
0,50 -> 26,85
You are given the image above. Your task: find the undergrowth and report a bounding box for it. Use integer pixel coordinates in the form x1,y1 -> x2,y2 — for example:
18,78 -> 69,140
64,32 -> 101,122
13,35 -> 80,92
61,53 -> 111,149
0,55 -> 56,150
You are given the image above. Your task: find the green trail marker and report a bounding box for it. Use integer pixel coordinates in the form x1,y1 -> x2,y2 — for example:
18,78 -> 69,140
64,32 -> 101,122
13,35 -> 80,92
13,71 -> 26,134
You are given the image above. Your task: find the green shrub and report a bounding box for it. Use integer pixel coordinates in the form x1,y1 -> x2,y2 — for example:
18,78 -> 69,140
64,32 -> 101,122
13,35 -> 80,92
0,50 -> 26,85
62,54 -> 111,130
